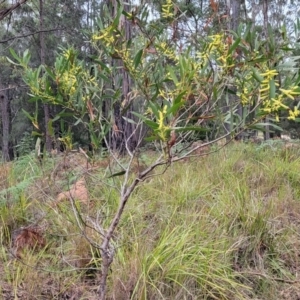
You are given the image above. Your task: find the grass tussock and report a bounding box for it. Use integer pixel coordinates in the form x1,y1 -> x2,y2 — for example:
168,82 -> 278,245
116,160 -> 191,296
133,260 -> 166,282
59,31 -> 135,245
1,142 -> 300,299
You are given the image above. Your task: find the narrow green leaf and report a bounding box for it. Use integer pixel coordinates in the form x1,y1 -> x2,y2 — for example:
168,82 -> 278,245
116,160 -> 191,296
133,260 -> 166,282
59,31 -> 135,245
252,68 -> 264,83
52,115 -> 61,122
9,48 -> 21,62
131,111 -> 158,129
94,59 -> 111,73
122,10 -> 132,19
280,47 -> 295,51
144,136 -> 158,142
144,119 -> 159,129
166,101 -> 183,116
134,49 -> 143,69
167,67 -> 178,84
74,118 -> 82,126
99,73 -> 110,81
108,170 -> 126,178
174,92 -> 186,105
269,79 -> 276,99
90,130 -> 101,149
148,101 -> 159,118
112,4 -> 123,27
122,116 -> 137,124
227,37 -> 241,56
44,67 -> 56,80
250,122 -> 283,131
6,57 -> 19,66
172,126 -> 208,132
32,131 -> 43,137
22,109 -> 34,122
23,49 -> 31,65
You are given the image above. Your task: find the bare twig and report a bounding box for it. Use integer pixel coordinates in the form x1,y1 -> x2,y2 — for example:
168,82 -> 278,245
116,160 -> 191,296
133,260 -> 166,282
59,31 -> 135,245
0,0 -> 29,21
0,85 -> 27,92
0,28 -> 65,44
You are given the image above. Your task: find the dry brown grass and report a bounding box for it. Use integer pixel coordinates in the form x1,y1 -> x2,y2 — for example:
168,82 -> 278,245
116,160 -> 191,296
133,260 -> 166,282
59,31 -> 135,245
11,226 -> 46,258
55,177 -> 89,205
0,162 -> 11,191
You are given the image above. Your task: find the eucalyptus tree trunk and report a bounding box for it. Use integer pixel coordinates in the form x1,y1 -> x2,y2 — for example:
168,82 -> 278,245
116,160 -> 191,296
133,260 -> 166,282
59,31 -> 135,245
0,86 -> 13,161
40,0 -> 52,152
224,0 -> 241,139
262,0 -> 270,140
108,0 -> 137,154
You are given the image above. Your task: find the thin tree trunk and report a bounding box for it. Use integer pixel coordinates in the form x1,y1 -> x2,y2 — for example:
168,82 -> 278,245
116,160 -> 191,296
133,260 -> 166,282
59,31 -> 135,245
0,87 -> 13,161
108,0 -> 136,154
224,0 -> 241,139
120,5 -> 137,152
262,0 -> 270,140
40,0 -> 52,151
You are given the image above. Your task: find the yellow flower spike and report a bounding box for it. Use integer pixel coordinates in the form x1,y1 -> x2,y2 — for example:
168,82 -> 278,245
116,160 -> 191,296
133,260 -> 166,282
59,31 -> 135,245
288,111 -> 296,120
289,87 -> 300,95
162,0 -> 174,19
279,88 -> 295,100
260,70 -> 278,77
157,105 -> 170,142
259,87 -> 270,92
292,106 -> 300,118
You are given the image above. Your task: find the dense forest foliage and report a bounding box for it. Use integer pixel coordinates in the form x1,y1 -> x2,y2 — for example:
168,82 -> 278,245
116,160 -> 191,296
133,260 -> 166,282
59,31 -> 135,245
0,0 -> 300,161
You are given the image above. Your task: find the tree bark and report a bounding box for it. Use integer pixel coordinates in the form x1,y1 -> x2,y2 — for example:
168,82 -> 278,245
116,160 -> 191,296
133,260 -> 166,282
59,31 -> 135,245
40,0 -> 52,151
224,0 -> 241,139
262,0 -> 270,140
107,0 -> 137,154
0,87 -> 13,161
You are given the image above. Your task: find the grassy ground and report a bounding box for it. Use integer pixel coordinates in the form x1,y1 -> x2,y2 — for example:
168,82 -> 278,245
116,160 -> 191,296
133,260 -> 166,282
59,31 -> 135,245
1,141 -> 300,299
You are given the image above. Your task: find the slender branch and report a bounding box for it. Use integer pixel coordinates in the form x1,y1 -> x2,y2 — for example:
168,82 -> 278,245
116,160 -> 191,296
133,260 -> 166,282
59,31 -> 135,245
0,85 -> 28,92
0,0 -> 29,21
0,28 -> 64,44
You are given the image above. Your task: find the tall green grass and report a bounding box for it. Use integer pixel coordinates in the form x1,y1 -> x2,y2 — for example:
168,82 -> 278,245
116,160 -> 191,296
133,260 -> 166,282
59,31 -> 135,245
1,142 -> 300,299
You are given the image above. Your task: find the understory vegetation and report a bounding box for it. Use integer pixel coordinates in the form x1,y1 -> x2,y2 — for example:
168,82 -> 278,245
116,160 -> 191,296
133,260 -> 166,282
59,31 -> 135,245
1,141 -> 300,299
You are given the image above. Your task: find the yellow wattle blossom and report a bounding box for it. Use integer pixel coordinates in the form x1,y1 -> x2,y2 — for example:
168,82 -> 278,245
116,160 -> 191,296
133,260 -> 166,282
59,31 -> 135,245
260,69 -> 278,77
157,41 -> 177,61
237,87 -> 249,106
261,95 -> 289,114
162,0 -> 174,19
92,25 -> 120,49
288,106 -> 300,120
197,34 -> 234,72
279,86 -> 300,100
60,69 -> 78,96
259,70 -> 300,120
235,72 -> 254,106
259,68 -> 279,102
158,89 -> 174,102
157,105 -> 170,141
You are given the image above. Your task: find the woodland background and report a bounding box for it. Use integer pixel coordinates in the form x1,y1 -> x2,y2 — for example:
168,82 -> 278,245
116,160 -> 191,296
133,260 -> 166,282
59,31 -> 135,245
0,0 -> 300,161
